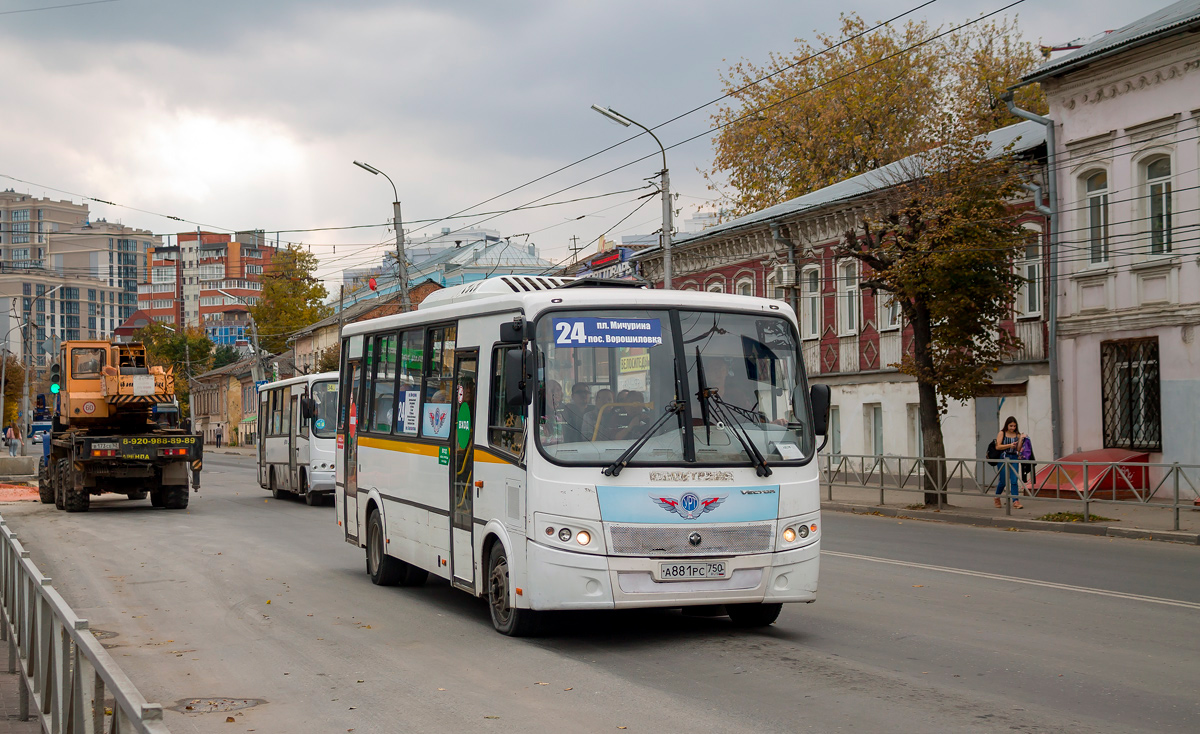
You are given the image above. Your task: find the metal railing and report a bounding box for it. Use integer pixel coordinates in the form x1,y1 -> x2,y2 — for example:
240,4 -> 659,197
1,515 -> 171,734
819,453 -> 1200,531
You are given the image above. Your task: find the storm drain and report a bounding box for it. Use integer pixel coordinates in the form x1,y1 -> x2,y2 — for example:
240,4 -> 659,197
90,629 -> 119,649
172,698 -> 265,714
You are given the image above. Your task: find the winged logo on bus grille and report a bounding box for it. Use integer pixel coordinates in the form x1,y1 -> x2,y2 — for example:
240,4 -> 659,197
650,491 -> 727,520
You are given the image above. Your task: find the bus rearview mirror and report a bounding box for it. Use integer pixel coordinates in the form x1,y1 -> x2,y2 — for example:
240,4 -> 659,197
505,349 -> 531,407
809,383 -> 831,435
499,320 -> 524,344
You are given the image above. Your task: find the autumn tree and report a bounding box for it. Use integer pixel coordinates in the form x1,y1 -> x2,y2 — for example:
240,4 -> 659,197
1,355 -> 25,427
250,246 -> 331,355
838,121 -> 1029,504
316,345 -> 339,373
706,13 -> 1046,215
134,323 -> 215,418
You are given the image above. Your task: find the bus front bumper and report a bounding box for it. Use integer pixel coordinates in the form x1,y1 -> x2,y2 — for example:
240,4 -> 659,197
524,540 -> 819,611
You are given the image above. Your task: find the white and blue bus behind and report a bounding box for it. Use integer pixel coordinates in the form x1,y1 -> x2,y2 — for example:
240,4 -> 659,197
335,276 -> 831,635
257,372 -> 338,505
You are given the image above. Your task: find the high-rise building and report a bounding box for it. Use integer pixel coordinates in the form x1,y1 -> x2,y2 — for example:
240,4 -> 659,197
0,191 -> 155,385
137,230 -> 275,345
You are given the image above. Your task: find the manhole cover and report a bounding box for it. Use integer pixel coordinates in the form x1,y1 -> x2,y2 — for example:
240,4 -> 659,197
90,629 -> 119,640
172,698 -> 265,714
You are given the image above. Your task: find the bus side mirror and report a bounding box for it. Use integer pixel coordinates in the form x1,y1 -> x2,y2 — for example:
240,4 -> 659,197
499,319 -> 524,344
300,398 -> 316,420
809,384 -> 831,435
505,349 -> 531,407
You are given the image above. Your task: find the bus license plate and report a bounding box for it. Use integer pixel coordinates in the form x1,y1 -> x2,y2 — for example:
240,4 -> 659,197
658,561 -> 729,581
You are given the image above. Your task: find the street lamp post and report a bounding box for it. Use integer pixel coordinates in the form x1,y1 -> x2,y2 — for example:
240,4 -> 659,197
590,104 -> 672,289
353,160 -> 412,311
216,289 -> 265,384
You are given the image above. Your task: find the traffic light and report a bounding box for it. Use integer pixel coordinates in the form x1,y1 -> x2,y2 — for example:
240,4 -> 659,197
49,363 -> 61,394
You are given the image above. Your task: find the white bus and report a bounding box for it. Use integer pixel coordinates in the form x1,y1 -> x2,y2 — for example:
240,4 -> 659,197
335,276 -> 831,635
258,372 -> 339,506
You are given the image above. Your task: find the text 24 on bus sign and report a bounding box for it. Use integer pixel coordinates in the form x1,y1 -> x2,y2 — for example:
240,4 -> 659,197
553,317 -> 663,347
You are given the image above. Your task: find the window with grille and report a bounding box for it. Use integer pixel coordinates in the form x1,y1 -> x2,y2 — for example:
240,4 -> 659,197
1101,338 -> 1162,451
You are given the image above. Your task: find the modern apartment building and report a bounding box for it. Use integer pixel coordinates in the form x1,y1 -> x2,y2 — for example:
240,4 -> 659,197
138,230 -> 275,345
0,192 -> 155,385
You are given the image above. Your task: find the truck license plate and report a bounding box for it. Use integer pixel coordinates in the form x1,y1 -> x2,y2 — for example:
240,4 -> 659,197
658,561 -> 729,581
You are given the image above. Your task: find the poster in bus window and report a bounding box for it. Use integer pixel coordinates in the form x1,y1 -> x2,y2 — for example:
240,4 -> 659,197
423,402 -> 451,439
397,390 -> 419,435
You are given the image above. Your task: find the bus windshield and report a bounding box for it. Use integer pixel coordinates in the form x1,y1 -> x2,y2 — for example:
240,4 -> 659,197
534,308 -> 812,467
310,380 -> 337,439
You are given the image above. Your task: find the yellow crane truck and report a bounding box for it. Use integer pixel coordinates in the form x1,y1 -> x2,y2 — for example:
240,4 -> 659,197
38,340 -> 202,512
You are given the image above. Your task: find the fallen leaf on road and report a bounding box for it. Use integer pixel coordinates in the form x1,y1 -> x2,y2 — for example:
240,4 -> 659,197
912,585 -> 924,588
618,727 -> 627,730
356,680 -> 364,683
485,716 -> 500,719
536,682 -> 548,685
564,688 -> 573,691
266,600 -> 271,604
437,688 -> 445,691
226,717 -> 235,723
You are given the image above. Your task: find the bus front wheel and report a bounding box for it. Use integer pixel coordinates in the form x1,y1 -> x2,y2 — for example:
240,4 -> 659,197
726,602 -> 783,628
366,509 -> 404,586
487,544 -> 539,637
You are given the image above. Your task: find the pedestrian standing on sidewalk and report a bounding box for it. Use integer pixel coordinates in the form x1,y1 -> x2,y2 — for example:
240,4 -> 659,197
994,416 -> 1024,509
215,425 -> 223,449
4,424 -> 16,457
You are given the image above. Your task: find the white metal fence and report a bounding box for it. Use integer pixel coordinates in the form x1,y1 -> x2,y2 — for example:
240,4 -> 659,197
819,453 -> 1200,530
1,514 -> 170,734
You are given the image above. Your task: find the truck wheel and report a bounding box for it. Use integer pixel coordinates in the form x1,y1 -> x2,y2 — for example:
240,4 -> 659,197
150,490 -> 165,508
63,464 -> 90,513
163,486 -> 189,510
366,509 -> 404,586
487,543 -> 539,637
54,460 -> 69,511
38,465 -> 54,504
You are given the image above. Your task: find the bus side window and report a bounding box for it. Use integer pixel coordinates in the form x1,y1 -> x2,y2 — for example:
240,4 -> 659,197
396,330 -> 421,435
421,324 -> 456,439
489,347 -> 525,456
367,333 -> 397,434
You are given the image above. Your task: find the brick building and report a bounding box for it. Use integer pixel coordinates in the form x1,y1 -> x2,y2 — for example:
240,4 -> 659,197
634,121 -> 1052,464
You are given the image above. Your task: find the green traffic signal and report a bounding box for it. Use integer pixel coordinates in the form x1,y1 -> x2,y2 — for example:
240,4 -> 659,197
49,362 -> 61,395
50,384 -> 60,394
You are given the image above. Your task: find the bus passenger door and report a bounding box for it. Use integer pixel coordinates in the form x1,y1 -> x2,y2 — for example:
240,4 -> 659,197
343,361 -> 362,541
289,394 -> 299,489
449,351 -> 478,590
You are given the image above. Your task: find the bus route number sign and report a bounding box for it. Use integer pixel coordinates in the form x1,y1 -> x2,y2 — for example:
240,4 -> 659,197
553,317 -> 662,347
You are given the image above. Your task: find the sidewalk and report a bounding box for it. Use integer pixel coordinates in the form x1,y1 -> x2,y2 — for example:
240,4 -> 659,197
206,445 -> 257,457
0,670 -> 40,733
823,484 -> 1200,544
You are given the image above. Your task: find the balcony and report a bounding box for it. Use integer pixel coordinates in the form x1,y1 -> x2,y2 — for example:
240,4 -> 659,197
138,283 -> 176,295
201,279 -> 262,292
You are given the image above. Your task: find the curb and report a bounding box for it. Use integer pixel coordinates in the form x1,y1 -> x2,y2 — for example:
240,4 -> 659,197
822,502 -> 1200,545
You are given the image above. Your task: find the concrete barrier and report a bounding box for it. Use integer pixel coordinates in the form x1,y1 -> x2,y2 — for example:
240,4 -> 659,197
0,456 -> 37,481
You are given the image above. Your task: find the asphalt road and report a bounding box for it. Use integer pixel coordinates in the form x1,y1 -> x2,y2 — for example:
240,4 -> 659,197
2,453 -> 1198,733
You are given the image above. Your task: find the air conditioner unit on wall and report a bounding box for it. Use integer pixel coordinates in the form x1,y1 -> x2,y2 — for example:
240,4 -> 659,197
772,263 -> 796,287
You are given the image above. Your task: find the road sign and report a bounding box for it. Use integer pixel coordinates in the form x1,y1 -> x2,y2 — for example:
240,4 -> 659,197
255,380 -> 269,392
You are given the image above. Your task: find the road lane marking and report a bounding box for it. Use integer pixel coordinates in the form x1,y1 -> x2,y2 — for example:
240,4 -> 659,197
821,550 -> 1200,610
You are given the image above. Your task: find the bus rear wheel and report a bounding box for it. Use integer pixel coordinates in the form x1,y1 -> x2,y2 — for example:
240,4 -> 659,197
726,602 -> 783,628
269,468 -> 288,500
487,544 -> 538,637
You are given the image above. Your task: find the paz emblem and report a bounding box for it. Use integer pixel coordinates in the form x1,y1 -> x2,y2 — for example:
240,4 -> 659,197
688,532 -> 702,546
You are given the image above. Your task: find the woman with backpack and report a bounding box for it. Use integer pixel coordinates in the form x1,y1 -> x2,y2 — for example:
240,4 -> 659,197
994,416 -> 1025,509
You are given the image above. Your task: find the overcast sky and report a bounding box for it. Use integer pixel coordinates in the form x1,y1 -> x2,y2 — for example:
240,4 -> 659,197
0,0 -> 1141,289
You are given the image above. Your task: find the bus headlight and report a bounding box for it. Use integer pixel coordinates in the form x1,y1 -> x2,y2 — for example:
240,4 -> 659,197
576,530 -> 591,546
797,524 -> 810,539
783,527 -> 797,543
558,528 -> 572,542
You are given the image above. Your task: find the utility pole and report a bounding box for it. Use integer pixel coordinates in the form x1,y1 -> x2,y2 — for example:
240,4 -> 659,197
353,161 -> 411,311
590,104 -> 672,289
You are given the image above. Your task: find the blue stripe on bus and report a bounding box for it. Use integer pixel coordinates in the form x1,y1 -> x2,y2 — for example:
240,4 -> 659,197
597,485 -> 779,524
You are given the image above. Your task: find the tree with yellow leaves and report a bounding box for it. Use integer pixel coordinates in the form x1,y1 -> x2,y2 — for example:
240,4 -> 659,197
706,13 -> 1046,215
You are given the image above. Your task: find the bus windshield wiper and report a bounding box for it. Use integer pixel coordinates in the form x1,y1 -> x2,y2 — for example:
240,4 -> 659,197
602,400 -> 684,477
695,348 -> 772,478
